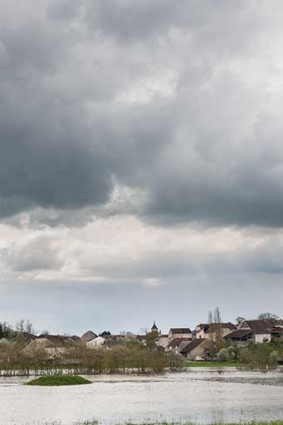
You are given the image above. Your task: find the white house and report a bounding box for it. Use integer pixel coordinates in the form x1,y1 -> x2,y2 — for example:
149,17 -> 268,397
86,336 -> 105,349
237,319 -> 276,343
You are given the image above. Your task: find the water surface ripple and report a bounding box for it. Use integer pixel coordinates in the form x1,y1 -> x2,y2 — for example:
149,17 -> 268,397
1,369 -> 283,425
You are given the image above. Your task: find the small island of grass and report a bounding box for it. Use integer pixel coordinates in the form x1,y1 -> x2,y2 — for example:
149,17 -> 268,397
26,375 -> 92,386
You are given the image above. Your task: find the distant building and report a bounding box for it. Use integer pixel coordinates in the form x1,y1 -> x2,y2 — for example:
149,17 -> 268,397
271,325 -> 283,341
194,323 -> 236,341
165,338 -> 191,354
81,331 -> 97,343
136,335 -> 147,345
23,334 -> 79,359
168,328 -> 192,340
87,334 -> 140,350
86,335 -> 105,349
180,338 -> 216,361
151,322 -> 159,333
237,319 -> 279,343
224,329 -> 255,346
156,334 -> 169,348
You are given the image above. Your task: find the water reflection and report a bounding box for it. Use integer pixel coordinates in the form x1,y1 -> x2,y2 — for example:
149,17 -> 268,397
1,370 -> 283,425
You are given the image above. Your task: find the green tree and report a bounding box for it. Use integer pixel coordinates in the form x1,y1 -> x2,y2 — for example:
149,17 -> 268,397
145,331 -> 159,349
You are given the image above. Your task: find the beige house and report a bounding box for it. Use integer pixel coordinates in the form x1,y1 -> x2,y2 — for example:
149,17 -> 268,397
168,328 -> 192,340
194,323 -> 236,341
156,335 -> 169,348
23,335 -> 79,359
180,338 -> 216,361
237,319 -> 278,343
165,338 -> 191,354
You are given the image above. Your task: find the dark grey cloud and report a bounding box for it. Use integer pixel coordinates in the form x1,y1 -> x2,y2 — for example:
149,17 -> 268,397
84,0 -> 261,52
1,0 -> 283,228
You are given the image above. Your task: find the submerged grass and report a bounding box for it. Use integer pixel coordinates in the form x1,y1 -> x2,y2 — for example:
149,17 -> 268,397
25,420 -> 283,425
26,374 -> 92,386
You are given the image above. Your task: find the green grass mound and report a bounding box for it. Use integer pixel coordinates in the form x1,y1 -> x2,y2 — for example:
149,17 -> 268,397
26,375 -> 92,386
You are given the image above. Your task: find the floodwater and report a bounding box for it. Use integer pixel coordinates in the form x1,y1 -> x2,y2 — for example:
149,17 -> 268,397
1,369 -> 283,424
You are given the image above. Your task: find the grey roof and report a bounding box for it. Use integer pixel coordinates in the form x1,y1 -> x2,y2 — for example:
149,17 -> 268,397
242,319 -> 277,334
168,338 -> 191,348
224,329 -> 254,339
81,331 -> 97,342
180,338 -> 207,354
170,328 -> 192,334
37,334 -> 79,348
206,322 -> 237,333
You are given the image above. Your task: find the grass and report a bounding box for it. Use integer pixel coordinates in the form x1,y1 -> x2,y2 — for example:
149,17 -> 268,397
19,420 -> 283,425
76,420 -> 283,425
26,374 -> 92,386
185,361 -> 245,368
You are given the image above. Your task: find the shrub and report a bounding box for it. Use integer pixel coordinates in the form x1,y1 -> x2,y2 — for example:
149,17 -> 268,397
268,350 -> 279,366
217,348 -> 230,362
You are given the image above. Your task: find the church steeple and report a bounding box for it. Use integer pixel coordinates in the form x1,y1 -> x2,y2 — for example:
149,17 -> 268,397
151,321 -> 158,333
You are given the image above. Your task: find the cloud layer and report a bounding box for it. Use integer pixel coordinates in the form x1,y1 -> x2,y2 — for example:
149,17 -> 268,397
1,0 -> 283,227
1,1 -> 283,332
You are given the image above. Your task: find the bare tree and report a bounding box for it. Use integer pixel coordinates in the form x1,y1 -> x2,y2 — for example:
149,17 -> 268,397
258,312 -> 280,320
213,307 -> 222,323
16,320 -> 25,333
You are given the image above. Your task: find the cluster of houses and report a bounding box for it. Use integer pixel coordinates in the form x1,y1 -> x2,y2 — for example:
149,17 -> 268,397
146,318 -> 283,360
0,317 -> 282,362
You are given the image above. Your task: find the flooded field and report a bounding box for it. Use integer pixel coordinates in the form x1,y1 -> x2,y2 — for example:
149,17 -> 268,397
1,369 -> 283,425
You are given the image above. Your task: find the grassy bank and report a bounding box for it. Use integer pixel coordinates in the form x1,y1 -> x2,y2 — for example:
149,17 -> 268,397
75,421 -> 283,425
26,375 -> 92,386
185,361 -> 244,368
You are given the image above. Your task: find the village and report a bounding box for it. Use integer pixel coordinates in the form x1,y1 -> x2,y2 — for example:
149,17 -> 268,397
1,315 -> 283,364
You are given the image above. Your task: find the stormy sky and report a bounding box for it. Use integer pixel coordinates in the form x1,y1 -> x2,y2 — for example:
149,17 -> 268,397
1,0 -> 283,335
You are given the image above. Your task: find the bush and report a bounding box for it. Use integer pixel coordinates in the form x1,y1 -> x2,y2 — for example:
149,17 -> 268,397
217,348 -> 230,362
268,350 -> 279,366
227,345 -> 239,360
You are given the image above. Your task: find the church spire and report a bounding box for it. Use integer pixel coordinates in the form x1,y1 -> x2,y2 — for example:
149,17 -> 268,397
151,321 -> 158,333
